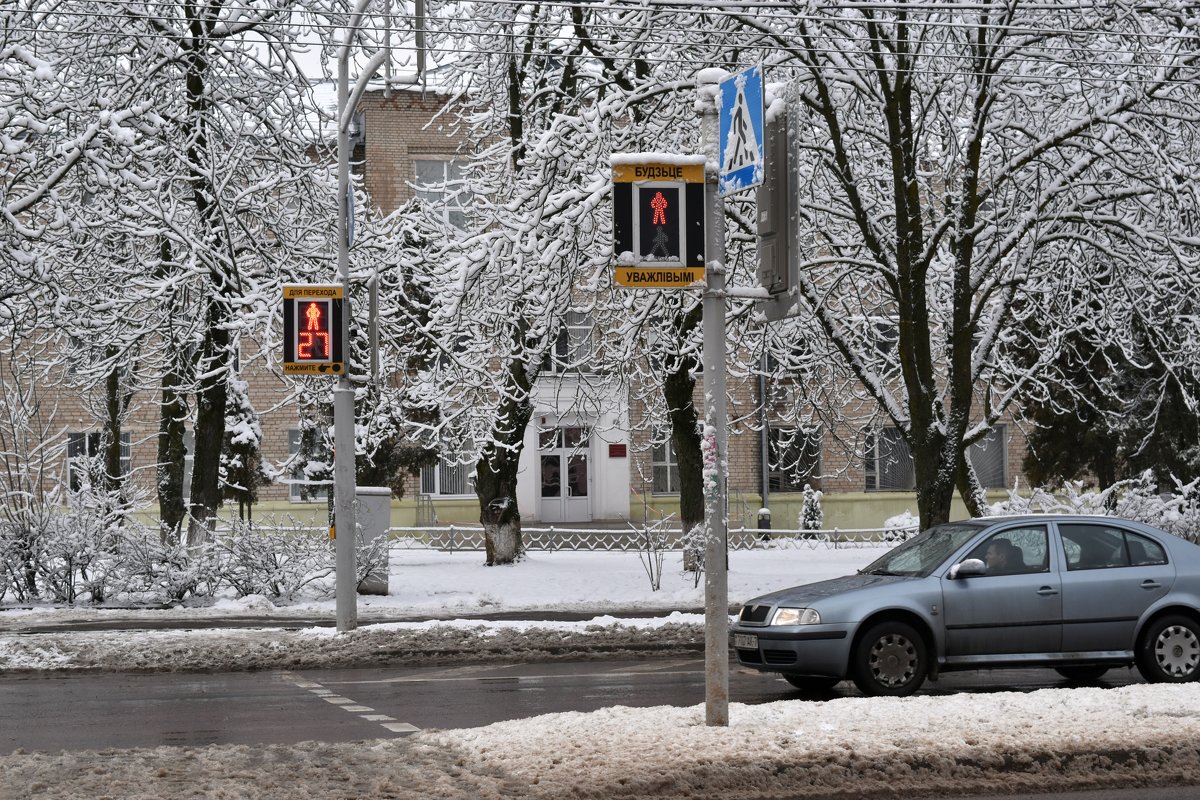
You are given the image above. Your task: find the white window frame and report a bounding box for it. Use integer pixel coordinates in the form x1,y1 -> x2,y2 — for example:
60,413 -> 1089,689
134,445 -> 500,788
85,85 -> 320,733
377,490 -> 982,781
413,158 -> 470,230
420,455 -> 474,497
549,310 -> 594,374
651,431 -> 680,495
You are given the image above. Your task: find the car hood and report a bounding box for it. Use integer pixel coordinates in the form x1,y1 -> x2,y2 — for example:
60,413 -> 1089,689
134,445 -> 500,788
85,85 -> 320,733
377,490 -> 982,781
744,573 -> 911,608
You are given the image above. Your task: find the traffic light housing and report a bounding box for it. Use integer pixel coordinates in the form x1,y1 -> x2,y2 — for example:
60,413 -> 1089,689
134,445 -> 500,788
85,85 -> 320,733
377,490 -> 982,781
283,285 -> 345,375
611,160 -> 706,288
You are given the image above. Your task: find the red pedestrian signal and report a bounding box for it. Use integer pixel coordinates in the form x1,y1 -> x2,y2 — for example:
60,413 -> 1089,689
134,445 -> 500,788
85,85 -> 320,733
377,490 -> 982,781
297,300 -> 331,360
283,285 -> 345,375
636,183 -> 682,264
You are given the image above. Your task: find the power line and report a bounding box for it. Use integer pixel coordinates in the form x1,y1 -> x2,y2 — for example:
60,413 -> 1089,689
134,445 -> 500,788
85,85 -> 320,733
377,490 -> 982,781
24,1 -> 1200,51
8,3 -> 1200,86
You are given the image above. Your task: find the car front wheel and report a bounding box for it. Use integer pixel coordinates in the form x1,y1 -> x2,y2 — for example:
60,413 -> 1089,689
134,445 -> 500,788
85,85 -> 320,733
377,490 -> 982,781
851,621 -> 928,697
1138,615 -> 1200,683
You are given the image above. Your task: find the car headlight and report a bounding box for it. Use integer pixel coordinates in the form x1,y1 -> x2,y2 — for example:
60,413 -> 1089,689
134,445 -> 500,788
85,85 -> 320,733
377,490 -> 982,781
770,607 -> 821,626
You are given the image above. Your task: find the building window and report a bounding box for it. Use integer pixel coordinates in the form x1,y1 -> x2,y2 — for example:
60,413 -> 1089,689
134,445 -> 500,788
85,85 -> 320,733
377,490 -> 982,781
548,311 -> 594,373
287,429 -> 330,502
420,456 -> 474,497
67,431 -> 130,491
863,424 -> 1008,491
652,432 -> 680,494
414,159 -> 470,229
967,424 -> 1008,489
865,427 -> 915,491
768,427 -> 821,492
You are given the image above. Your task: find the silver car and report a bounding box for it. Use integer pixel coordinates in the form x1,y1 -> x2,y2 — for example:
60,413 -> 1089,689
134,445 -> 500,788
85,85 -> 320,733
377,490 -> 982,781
731,515 -> 1200,696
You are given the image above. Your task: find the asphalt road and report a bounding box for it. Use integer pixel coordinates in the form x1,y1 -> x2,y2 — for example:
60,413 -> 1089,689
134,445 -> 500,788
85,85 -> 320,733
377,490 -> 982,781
0,656 -> 1149,754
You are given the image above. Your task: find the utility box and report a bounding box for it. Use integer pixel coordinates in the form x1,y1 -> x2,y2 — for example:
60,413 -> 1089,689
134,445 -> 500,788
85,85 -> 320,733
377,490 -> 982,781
356,486 -> 392,596
757,112 -> 798,322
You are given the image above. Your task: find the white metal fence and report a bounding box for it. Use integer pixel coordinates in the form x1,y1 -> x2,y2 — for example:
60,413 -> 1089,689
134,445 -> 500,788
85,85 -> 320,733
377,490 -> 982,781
387,525 -> 915,552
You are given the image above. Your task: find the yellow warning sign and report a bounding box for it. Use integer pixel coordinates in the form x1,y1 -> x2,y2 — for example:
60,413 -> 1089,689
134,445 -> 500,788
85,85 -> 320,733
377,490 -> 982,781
612,162 -> 705,184
284,285 -> 343,299
615,266 -> 705,288
283,362 -> 344,375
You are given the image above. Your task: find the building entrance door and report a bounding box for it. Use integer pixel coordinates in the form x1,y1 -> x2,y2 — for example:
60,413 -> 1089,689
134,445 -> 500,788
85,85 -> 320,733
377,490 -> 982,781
538,426 -> 591,523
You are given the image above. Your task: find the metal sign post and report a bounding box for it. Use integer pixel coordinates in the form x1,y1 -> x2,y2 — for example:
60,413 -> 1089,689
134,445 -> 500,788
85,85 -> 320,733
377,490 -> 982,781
699,72 -> 730,728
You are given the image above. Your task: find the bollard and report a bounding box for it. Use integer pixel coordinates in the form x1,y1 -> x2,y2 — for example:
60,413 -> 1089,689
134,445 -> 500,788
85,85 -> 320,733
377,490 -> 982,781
757,508 -> 771,543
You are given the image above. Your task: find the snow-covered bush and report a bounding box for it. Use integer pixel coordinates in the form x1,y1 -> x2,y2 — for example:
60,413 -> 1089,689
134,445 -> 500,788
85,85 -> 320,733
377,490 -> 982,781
630,516 -> 673,592
798,484 -> 824,533
34,488 -> 125,604
883,511 -> 920,542
213,519 -> 333,600
989,472 -> 1200,542
113,532 -> 213,605
0,518 -> 47,603
355,524 -> 391,593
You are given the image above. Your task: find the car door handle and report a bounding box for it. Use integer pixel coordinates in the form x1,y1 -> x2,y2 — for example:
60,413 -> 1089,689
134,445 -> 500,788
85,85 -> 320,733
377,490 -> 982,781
1037,587 -> 1059,596
1141,580 -> 1162,590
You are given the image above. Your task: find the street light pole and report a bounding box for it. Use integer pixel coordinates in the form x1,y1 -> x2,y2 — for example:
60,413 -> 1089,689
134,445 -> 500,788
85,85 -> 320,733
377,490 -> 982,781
333,0 -> 422,633
333,17 -> 358,634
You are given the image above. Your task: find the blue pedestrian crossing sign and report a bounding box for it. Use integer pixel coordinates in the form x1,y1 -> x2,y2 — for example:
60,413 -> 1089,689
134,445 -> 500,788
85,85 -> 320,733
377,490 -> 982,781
718,66 -> 765,197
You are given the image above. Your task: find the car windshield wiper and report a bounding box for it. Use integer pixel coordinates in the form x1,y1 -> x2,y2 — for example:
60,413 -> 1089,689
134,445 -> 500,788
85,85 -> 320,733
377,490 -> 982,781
859,568 -> 907,576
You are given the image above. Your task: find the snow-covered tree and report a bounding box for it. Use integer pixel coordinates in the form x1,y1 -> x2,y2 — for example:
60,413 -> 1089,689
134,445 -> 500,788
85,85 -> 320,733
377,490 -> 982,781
723,4 -> 1200,527
11,2 -> 345,543
421,0 -> 673,564
799,484 -> 823,532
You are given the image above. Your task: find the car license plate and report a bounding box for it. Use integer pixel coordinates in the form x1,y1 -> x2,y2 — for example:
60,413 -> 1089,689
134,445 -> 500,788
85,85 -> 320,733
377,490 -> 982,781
733,633 -> 758,649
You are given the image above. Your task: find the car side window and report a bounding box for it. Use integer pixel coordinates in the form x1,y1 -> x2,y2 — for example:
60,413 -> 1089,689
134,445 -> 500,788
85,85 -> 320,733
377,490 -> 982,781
1125,531 -> 1167,566
1059,524 -> 1158,570
965,527 -> 1049,575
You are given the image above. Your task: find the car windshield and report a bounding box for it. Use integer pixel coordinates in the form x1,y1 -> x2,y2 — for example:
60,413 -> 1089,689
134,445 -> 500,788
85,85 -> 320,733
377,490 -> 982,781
858,523 -> 984,577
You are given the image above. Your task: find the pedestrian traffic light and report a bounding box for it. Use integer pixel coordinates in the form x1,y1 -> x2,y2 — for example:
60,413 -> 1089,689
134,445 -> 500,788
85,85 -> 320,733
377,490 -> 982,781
611,159 -> 707,288
636,184 -> 683,265
283,285 -> 345,375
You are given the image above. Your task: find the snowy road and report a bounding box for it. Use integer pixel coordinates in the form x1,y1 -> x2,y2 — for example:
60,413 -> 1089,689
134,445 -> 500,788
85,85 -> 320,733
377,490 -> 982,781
1,656 -> 1153,754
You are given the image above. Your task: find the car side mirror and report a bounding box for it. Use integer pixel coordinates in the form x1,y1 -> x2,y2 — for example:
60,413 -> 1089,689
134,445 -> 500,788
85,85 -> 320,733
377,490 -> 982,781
949,558 -> 987,579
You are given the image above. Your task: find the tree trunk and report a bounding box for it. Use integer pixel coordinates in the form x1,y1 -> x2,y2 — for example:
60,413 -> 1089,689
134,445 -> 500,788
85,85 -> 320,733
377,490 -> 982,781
186,313 -> 230,547
910,430 -> 957,530
662,306 -> 704,568
180,22 -> 233,548
475,359 -> 534,565
102,352 -> 124,500
476,453 -> 523,565
157,362 -> 188,543
956,452 -> 989,519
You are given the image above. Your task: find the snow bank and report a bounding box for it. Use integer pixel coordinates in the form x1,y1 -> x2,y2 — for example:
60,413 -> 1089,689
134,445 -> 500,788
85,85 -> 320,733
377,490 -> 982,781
5,685 -> 1200,799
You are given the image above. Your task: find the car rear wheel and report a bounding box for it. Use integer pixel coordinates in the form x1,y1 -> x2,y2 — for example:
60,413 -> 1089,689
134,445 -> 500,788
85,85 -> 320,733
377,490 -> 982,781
1137,615 -> 1200,683
851,621 -> 928,697
1054,665 -> 1109,683
783,675 -> 840,692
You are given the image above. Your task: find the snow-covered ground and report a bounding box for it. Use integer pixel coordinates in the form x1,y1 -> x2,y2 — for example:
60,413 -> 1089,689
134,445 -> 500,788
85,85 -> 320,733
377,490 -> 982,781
5,545 -> 1200,798
0,545 -> 882,672
5,683 -> 1200,799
